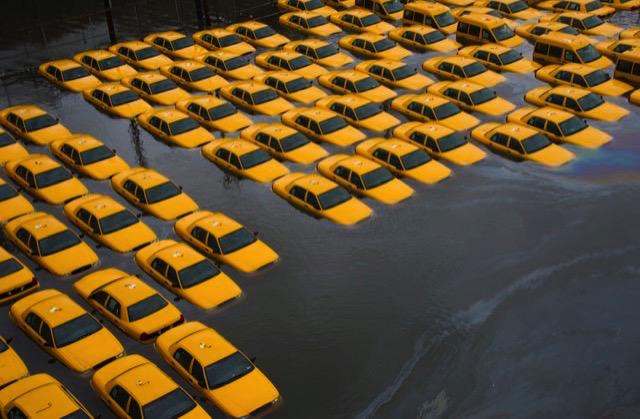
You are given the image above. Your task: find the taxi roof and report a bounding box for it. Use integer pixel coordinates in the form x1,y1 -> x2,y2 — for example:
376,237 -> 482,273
18,154 -> 61,173
373,139 -> 420,156
552,63 -> 598,75
148,109 -> 191,123
203,50 -> 243,61
253,123 -> 297,139
367,59 -> 408,70
611,38 -> 640,46
95,82 -> 132,95
293,173 -> 340,194
492,122 -> 539,139
349,32 -> 387,42
552,11 -> 594,19
148,31 -> 188,41
191,211 -> 243,237
126,168 -> 171,188
15,212 -> 68,239
74,194 -> 126,218
183,95 -> 225,108
530,21 -> 571,30
410,121 -> 455,138
441,80 -> 485,93
176,327 -> 236,364
102,277 -> 157,306
130,72 -> 169,83
471,43 -> 513,54
171,60 -> 207,70
339,8 -> 377,17
44,59 -> 84,71
547,85 -> 590,98
335,156 -> 381,174
527,106 -> 574,122
538,31 -> 591,46
113,362 -> 178,404
405,1 -> 449,13
230,80 -> 271,93
296,107 -> 338,121
113,40 -> 155,51
438,55 -> 479,66
195,28 -> 235,38
155,242 -> 205,270
286,10 -> 325,19
229,21 -> 269,30
619,49 -> 640,60
458,13 -> 505,26
452,6 -> 496,14
330,94 -> 371,107
408,93 -> 450,107
218,138 -> 261,156
287,39 -> 330,48
4,105 -> 48,119
60,134 -> 105,152
566,0 -> 600,4
79,49 -> 117,59
258,71 -> 305,83
0,375 -> 80,417
399,25 -> 440,34
263,50 -> 304,60
30,293 -> 86,327
331,70 -> 369,81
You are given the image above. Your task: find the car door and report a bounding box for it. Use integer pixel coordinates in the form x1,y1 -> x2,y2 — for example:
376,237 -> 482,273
121,179 -> 140,203
172,347 -> 196,381
150,257 -> 174,288
74,207 -> 93,232
89,289 -> 114,320
507,137 -> 525,156
108,385 -> 140,419
12,165 -> 32,189
228,152 -> 243,173
24,312 -> 51,348
231,87 -> 247,106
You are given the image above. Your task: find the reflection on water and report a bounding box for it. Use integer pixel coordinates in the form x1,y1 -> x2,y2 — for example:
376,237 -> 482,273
128,119 -> 148,167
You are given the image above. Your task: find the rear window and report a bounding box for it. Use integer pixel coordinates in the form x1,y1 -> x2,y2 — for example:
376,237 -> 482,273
254,26 -> 276,39
463,62 -> 487,77
318,186 -> 351,209
578,93 -> 604,111
373,38 -> 396,52
425,30 -> 446,44
0,132 -> 16,147
80,145 -> 114,165
492,24 -> 515,41
307,16 -> 328,28
499,49 -> 522,64
35,167 -> 72,188
252,88 -> 279,104
285,77 -> 312,93
142,388 -> 196,419
145,181 -> 180,204
522,133 -> 551,153
219,227 -> 257,253
53,314 -> 101,347
171,37 -> 195,50
583,15 -> 603,29
178,260 -> 220,288
361,14 -> 383,26
320,116 -> 348,133
38,230 -> 81,256
577,44 -> 601,63
209,103 -> 237,120
559,115 -> 587,135
62,67 -> 91,81
584,70 -> 609,86
169,117 -> 200,135
392,65 -> 417,80
437,132 -> 467,151
0,184 -> 18,201
355,77 -> 380,92
97,57 -> 125,70
127,294 -> 168,321
362,167 -> 394,188
135,47 -> 160,60
219,34 -> 242,47
289,56 -> 313,70
150,79 -> 178,94
25,114 -> 57,132
225,56 -> 249,70
470,88 -> 496,104
400,149 -> 431,169
0,258 -> 22,277
435,12 -> 456,27
355,103 -> 382,120
99,210 -> 138,234
316,44 -> 339,58
585,0 -> 602,11
239,149 -> 272,168
188,67 -> 215,81
280,132 -> 309,151
510,0 -> 529,12
110,90 -> 140,106
434,102 -> 461,119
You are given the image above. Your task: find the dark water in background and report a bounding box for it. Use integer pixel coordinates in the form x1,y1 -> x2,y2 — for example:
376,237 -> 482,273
1,1 -> 640,418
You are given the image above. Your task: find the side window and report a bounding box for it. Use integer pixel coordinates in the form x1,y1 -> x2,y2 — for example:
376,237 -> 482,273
458,22 -> 469,33
565,97 -> 580,111
123,179 -> 137,195
16,228 -> 31,245
344,107 -> 357,120
534,42 -> 549,55
131,78 -> 142,90
289,185 -> 307,200
150,258 -> 168,275
309,120 -> 321,134
191,226 -> 208,243
353,39 -> 365,49
46,65 -> 57,76
295,115 -> 310,128
499,3 -> 510,12
206,234 -> 221,253
489,53 -> 501,66
564,50 -> 577,62
453,65 -> 465,78
39,322 -> 53,346
255,133 -> 270,145
545,93 -> 565,105
166,266 -> 179,287
389,154 -> 402,170
475,50 -> 489,61
305,193 -> 321,210
555,70 -> 573,81
70,149 -> 81,165
174,348 -> 193,371
90,290 -> 110,306
527,116 -> 546,129
106,296 -> 121,317
134,186 -> 146,204
109,385 -> 130,411
443,88 -> 459,100
422,106 -> 435,119
75,208 -> 91,224
404,9 -> 414,21
334,166 -> 351,181
468,25 -> 480,38
229,153 -> 242,169
26,171 -> 36,188
350,172 -> 365,189
572,75 -> 587,87
264,76 -> 278,89
546,121 -> 562,136
332,76 -> 346,88
215,148 -> 231,161
508,138 -> 525,154
128,398 -> 142,419
481,29 -> 493,41
330,103 -> 346,115
490,132 -> 509,146
25,312 -> 43,333
407,101 -> 423,113
27,235 -> 39,255
7,408 -> 28,419
15,165 -> 28,180
191,359 -> 207,387
426,137 -> 438,150
60,143 -> 74,157
160,121 -> 171,136
459,92 -> 472,105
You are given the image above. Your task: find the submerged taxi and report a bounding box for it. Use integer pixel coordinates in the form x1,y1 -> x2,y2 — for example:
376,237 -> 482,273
507,106 -> 612,147
160,60 -> 228,92
596,38 -> 640,61
136,240 -> 241,309
111,167 -> 199,220
50,134 -> 130,180
38,59 -> 101,92
108,40 -> 173,71
192,28 -> 256,55
600,0 -> 640,10
536,0 -> 615,17
540,12 -> 622,36
10,289 -> 123,372
242,123 -> 328,164
73,268 -> 183,342
277,0 -> 337,17
428,80 -> 515,115
82,82 -> 152,119
253,71 -> 327,103
175,210 -> 280,272
316,94 -> 400,131
227,21 -> 290,48
199,50 -> 263,80
450,6 -> 517,29
0,179 -> 33,223
329,9 -> 395,34
255,50 -> 328,79
219,81 -> 294,116
281,107 -> 366,146
137,108 -> 214,148
391,93 -> 480,131
121,72 -> 190,105
620,27 -> 640,39
473,0 -> 542,19
471,122 -> 576,166
318,70 -> 397,102
0,336 -> 29,387
283,39 -> 354,68
0,128 -> 28,165
73,49 -> 137,81
202,138 -> 289,183
0,105 -> 71,145
355,138 -> 451,183
64,194 -> 156,253
524,85 -> 629,121
155,321 -> 280,417
0,247 -> 38,304
388,25 -> 460,52
143,31 -> 207,59
515,22 -> 582,43
4,154 -> 88,205
175,95 -> 252,133
394,121 -> 487,165
458,44 -> 540,73
355,59 -> 433,89
422,55 -> 506,87
535,63 -> 633,96
4,212 -> 98,276
279,11 -> 342,36
339,33 -> 412,61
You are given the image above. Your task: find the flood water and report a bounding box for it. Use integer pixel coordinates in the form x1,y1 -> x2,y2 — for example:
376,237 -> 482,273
1,1 -> 640,418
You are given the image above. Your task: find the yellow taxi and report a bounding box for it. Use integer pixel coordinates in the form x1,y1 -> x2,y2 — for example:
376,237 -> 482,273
273,172 -> 372,224
137,109 -> 214,148
4,212 -> 98,276
226,21 -> 290,48
73,49 -> 137,81
388,25 -> 460,52
355,59 -> 433,90
155,321 -> 280,417
38,59 -> 101,92
64,194 -> 157,253
318,70 -> 397,102
4,154 -> 88,205
391,93 -> 480,130
0,179 -> 33,223
450,7 -> 517,29
284,39 -> 354,68
277,0 -> 337,16
198,50 -> 264,80
201,139 -> 289,182
540,12 -> 622,36
596,38 -> 640,61
339,33 -> 412,60
316,94 -> 400,131
175,210 -> 279,273
219,80 -> 294,115
473,0 -> 542,19
455,13 -> 524,47
325,0 -> 355,7
121,72 -> 190,105
402,2 -> 458,34
82,82 -> 152,119
458,44 -> 541,73
91,354 -> 210,418
317,154 -> 414,204
143,31 -> 208,59
329,9 -> 395,34
471,122 -> 576,166
535,63 -> 633,96
355,138 -> 451,183
10,289 -> 123,372
614,49 -> 640,84
515,22 -> 584,43
241,123 -> 329,164
50,134 -> 130,180
629,88 -> 640,106
533,32 -> 611,69
0,247 -> 38,304
160,60 -> 228,92
620,27 -> 640,39
599,0 -> 640,10
279,11 -> 342,36
73,268 -> 184,342
536,0 -> 615,17
0,374 -> 94,418
355,0 -> 404,20
0,128 -> 28,165
524,85 -> 629,121
281,107 -> 366,146
506,106 -> 612,147
136,240 -> 242,309
175,95 -> 252,133
0,336 -> 29,387
108,40 -> 173,71
193,28 -> 255,55
428,80 -> 515,115
422,55 -> 506,87
111,167 -> 199,220
255,50 -> 328,79
0,105 -> 71,145
253,71 -> 327,103
393,121 -> 487,164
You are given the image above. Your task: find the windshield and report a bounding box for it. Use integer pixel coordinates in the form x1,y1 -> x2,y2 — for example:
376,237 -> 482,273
240,149 -> 271,168
437,132 -> 467,151
149,79 -> 178,94
145,181 -> 180,204
307,16 -> 328,28
316,44 -> 339,58
578,93 -> 604,111
355,103 -> 382,119
305,0 -> 325,8
362,167 -> 394,188
110,90 -> 139,106
355,77 -> 380,92
318,186 -> 351,209
492,24 -> 515,41
383,0 -> 403,12
170,117 -> 200,135
209,103 -> 237,120
392,65 -> 417,80
559,115 -> 587,135
288,56 -> 313,70
53,314 -> 102,347
425,30 -> 446,43
577,44 -> 601,63
225,56 -> 249,70
205,352 -> 255,389
35,167 -> 72,188
463,62 -> 487,77
470,88 -> 496,104
62,67 -> 90,81
38,230 -> 81,256
559,26 -> 579,35
99,210 -> 138,234
25,114 -> 57,132
586,0 -> 603,10
98,57 -> 124,70
127,294 -> 168,322
0,258 -> 22,277
179,260 -> 220,288
171,37 -> 194,50
401,149 -> 431,169
219,228 -> 257,254
583,15 -> 603,28
320,116 -> 348,133
522,133 -> 551,153
286,77 -> 312,93
280,132 -> 309,151
219,34 -> 242,47
435,12 -> 456,27
0,132 -> 16,146
499,49 -> 522,64
80,145 -> 114,165
135,46 -> 160,60
584,70 -> 609,86
510,0 -> 529,11
254,26 -> 276,39
373,38 -> 396,52
252,89 -> 279,104
434,102 -> 461,119
0,184 -> 18,201
361,14 -> 383,26
189,67 -> 215,81
142,388 -> 196,419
